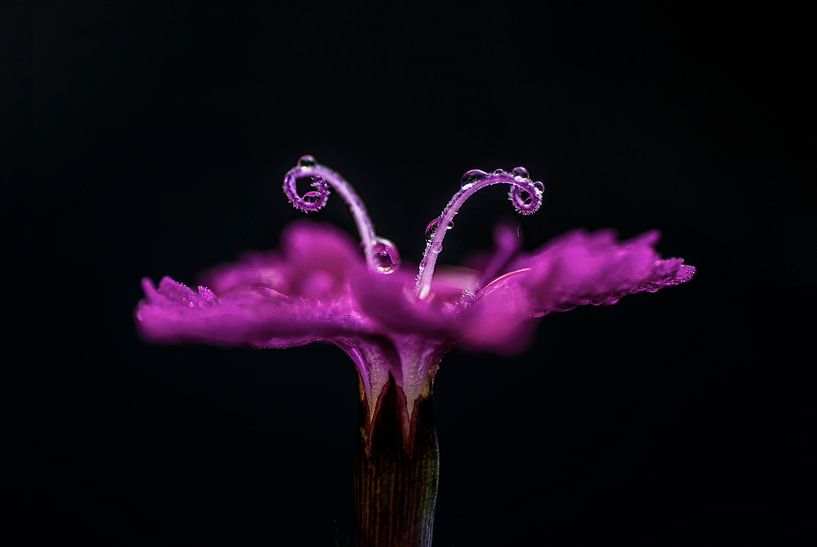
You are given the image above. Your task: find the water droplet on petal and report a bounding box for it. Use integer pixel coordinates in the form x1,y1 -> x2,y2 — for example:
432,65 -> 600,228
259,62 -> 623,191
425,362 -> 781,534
298,155 -> 316,168
461,169 -> 487,186
533,180 -> 545,193
493,168 -> 505,175
512,166 -> 529,179
424,217 -> 454,238
372,238 -> 400,274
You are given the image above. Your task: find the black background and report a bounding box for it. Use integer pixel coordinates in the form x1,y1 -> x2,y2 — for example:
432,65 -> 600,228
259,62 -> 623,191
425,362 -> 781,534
6,2 -> 811,546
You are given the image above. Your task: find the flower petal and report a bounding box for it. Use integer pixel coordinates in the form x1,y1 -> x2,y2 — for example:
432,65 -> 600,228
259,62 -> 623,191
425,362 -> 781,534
514,229 -> 694,314
459,270 -> 538,354
202,221 -> 363,298
460,230 -> 695,351
350,269 -> 454,337
137,276 -> 372,348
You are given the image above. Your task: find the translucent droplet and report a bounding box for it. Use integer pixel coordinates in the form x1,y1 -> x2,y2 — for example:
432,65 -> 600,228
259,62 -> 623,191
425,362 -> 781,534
372,238 -> 400,274
461,169 -> 487,186
303,190 -> 322,204
424,217 -> 455,238
533,180 -> 545,193
298,155 -> 316,168
512,166 -> 529,179
493,168 -> 505,175
460,289 -> 477,306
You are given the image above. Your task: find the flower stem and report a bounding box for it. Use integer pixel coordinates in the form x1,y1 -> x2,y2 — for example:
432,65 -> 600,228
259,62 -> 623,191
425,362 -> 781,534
354,376 -> 439,547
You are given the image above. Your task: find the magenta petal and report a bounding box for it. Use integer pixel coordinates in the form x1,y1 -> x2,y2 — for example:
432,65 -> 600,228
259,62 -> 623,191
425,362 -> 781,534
202,221 -> 363,298
459,230 -> 694,352
350,269 -> 453,337
137,276 -> 370,348
519,229 -> 695,314
460,272 -> 538,354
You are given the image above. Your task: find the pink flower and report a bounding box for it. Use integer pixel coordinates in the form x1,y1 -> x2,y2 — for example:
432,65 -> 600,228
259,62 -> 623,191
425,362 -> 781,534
137,157 -> 694,427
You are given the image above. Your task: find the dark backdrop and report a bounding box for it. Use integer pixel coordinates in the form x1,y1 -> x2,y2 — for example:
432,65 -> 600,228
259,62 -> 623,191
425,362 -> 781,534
6,2 -> 810,546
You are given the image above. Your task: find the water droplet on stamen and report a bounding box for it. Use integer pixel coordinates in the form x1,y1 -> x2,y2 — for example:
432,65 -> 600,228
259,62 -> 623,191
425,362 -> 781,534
533,180 -> 545,193
512,166 -> 529,179
302,191 -> 322,204
493,168 -> 505,176
371,238 -> 400,274
297,155 -> 316,168
424,217 -> 455,238
461,169 -> 488,187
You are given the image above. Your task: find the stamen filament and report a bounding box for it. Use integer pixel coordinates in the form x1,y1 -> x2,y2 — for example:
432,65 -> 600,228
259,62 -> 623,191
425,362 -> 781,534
283,156 -> 398,274
415,168 -> 543,299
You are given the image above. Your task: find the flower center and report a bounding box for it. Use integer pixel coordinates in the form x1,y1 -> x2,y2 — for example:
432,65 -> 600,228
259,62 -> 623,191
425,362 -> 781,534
283,155 -> 399,274
415,167 -> 544,299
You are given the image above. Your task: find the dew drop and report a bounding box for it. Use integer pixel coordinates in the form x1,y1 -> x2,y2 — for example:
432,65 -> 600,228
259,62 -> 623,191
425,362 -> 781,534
302,190 -> 323,204
460,289 -> 477,306
372,238 -> 400,274
461,169 -> 487,186
424,217 -> 455,238
533,180 -> 545,193
298,155 -> 316,168
493,168 -> 505,176
512,166 -> 529,179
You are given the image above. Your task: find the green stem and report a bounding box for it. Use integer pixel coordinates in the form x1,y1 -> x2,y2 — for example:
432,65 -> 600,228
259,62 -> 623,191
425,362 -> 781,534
354,376 -> 439,547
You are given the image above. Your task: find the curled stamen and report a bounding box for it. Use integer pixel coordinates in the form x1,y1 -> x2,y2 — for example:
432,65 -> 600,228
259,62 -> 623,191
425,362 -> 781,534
415,167 -> 543,299
283,155 -> 398,273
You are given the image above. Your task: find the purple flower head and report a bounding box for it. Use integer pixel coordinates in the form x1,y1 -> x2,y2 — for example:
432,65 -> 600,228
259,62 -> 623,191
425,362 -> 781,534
137,156 -> 694,437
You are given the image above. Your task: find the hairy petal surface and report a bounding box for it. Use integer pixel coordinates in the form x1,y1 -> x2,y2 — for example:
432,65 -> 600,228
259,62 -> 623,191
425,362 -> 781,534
137,223 -> 373,348
461,230 -> 695,350
520,230 -> 695,313
137,277 -> 373,347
